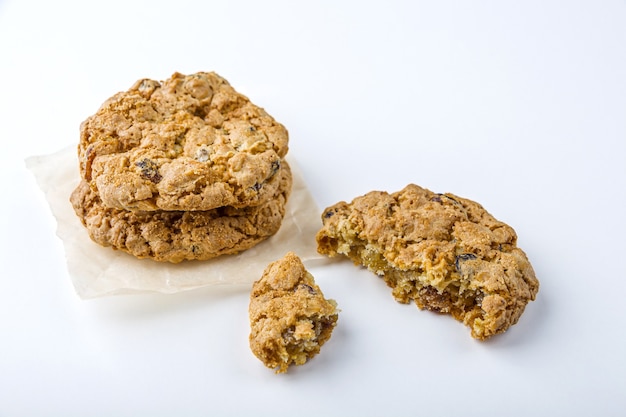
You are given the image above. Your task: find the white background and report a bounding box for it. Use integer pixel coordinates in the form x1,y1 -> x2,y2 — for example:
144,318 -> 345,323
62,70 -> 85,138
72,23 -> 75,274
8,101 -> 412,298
1,0 -> 625,416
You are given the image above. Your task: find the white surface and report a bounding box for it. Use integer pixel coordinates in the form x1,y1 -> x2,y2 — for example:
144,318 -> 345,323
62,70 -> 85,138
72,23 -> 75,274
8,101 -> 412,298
1,0 -> 625,416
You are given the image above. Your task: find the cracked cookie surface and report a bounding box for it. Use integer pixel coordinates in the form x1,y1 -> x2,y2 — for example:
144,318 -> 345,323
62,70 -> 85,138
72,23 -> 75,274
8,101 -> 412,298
70,161 -> 292,263
316,184 -> 539,340
79,71 -> 289,211
249,252 -> 338,373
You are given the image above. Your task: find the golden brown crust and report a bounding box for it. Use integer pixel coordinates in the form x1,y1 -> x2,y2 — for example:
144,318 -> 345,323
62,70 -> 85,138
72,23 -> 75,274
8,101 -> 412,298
249,252 -> 338,373
316,184 -> 539,340
79,72 -> 289,211
70,161 -> 292,263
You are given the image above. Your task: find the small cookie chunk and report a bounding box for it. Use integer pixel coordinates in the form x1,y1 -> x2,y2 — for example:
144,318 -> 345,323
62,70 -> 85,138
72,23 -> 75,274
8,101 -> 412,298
79,71 -> 289,211
70,162 -> 292,263
249,252 -> 339,374
316,184 -> 539,340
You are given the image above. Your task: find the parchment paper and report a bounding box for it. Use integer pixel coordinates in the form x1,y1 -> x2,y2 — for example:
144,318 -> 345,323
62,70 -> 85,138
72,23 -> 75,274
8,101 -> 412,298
26,146 -> 326,299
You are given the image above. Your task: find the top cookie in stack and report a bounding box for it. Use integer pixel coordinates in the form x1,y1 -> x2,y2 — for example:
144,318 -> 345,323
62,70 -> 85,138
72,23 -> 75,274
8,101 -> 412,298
70,72 -> 292,263
79,72 -> 289,211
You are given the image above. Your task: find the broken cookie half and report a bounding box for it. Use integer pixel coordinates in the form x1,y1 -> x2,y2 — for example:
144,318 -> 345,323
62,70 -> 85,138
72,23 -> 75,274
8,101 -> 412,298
249,252 -> 339,373
316,184 -> 539,340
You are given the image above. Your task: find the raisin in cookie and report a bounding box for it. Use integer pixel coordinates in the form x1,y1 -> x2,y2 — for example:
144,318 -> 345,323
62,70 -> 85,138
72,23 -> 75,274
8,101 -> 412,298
316,184 -> 539,340
79,71 -> 289,211
249,252 -> 339,374
70,161 -> 292,263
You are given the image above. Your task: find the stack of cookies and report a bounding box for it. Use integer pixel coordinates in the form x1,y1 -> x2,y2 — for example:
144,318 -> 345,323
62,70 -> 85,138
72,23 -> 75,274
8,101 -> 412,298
70,72 -> 293,263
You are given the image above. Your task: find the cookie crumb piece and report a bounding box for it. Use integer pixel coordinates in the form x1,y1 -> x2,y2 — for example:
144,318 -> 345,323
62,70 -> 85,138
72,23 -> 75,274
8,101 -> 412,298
249,252 -> 338,374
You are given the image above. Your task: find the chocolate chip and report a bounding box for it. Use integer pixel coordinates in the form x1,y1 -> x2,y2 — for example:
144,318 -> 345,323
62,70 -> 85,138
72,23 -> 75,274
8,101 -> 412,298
250,160 -> 281,193
135,158 -> 162,183
270,160 -> 281,176
455,253 -> 477,273
300,284 -> 316,295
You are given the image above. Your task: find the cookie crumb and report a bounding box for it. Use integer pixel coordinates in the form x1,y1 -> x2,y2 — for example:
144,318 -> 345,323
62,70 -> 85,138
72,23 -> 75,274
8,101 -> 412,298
249,252 -> 339,373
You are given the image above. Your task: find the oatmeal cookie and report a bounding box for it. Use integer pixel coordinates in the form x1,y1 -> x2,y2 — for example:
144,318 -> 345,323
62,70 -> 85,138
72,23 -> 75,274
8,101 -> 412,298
316,184 -> 539,340
249,252 -> 339,374
79,71 -> 289,211
70,161 -> 292,263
